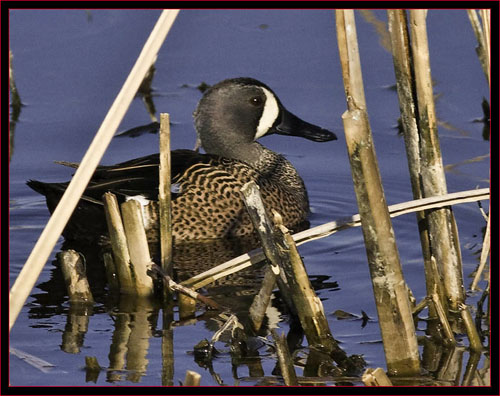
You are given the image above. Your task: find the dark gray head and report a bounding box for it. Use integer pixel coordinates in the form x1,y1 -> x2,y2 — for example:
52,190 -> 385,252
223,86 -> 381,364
193,77 -> 337,161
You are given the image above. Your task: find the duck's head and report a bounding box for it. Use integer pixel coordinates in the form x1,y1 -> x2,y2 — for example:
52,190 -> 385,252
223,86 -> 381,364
194,78 -> 337,157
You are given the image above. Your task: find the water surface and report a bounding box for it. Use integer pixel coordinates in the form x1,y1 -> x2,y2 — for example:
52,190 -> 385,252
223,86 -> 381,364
9,9 -> 490,386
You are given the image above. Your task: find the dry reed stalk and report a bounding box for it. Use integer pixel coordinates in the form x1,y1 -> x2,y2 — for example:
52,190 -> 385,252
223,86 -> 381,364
103,192 -> 135,294
240,182 -> 295,310
57,250 -> 94,304
362,367 -> 393,386
459,303 -> 483,352
278,224 -> 341,356
159,113 -> 173,279
271,329 -> 298,386
149,264 -> 222,310
178,292 -> 197,320
248,266 -> 278,331
121,200 -> 154,296
183,370 -> 201,386
430,293 -> 456,346
387,10 -> 444,317
336,9 -> 420,376
409,9 -> 465,310
241,182 -> 349,368
412,297 -> 429,316
461,352 -> 482,386
9,10 -> 180,331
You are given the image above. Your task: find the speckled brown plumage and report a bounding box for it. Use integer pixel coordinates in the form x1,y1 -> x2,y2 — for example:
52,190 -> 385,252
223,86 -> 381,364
145,150 -> 310,242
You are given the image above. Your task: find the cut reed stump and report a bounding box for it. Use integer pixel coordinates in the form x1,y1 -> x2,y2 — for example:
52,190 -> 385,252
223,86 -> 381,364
57,250 -> 94,304
183,370 -> 201,386
121,200 -> 154,296
362,367 -> 393,386
336,9 -> 420,376
103,192 -> 135,294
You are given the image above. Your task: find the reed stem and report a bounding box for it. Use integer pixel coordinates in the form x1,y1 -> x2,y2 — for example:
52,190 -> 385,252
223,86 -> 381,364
121,200 -> 154,296
336,9 -> 420,376
409,9 -> 465,310
103,192 -> 135,294
387,10 -> 444,319
159,113 -> 173,281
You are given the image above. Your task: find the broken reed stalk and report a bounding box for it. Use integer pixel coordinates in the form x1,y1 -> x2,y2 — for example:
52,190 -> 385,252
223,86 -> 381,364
362,367 -> 393,386
248,266 -> 278,331
183,370 -> 201,386
178,294 -> 197,319
430,293 -> 455,346
9,9 -> 180,331
159,113 -> 173,282
387,9 -> 444,318
121,200 -> 154,296
271,329 -> 298,386
409,9 -> 465,310
336,9 -> 420,376
241,182 -> 346,367
57,250 -> 94,304
277,223 -> 352,367
240,182 -> 295,312
103,192 -> 135,294
148,264 -> 222,310
459,303 -> 483,352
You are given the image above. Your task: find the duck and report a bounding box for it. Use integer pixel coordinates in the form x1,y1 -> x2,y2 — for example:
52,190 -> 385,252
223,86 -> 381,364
27,77 -> 337,245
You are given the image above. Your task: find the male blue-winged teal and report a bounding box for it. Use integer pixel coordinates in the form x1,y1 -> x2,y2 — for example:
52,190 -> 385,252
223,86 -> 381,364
28,78 -> 337,243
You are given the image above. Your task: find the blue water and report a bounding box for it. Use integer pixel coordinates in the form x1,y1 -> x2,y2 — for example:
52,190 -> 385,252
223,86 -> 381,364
9,9 -> 489,386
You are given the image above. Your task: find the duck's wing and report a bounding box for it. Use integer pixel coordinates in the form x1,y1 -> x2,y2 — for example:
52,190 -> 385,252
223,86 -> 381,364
28,149 -> 215,205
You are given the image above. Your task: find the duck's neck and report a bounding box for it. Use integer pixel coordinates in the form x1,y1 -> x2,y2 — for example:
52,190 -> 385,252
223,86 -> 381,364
213,141 -> 309,205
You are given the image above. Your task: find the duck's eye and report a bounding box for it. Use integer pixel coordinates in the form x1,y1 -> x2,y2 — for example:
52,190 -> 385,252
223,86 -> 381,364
250,96 -> 263,106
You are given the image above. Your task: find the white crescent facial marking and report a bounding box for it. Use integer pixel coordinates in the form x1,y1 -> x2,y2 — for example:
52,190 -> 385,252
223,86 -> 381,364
255,88 -> 280,140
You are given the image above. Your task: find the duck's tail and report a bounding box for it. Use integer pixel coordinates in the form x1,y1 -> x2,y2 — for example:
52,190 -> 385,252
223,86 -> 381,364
26,179 -> 67,197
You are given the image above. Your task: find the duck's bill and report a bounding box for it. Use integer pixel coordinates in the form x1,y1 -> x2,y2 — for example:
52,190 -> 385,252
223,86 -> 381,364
272,108 -> 337,142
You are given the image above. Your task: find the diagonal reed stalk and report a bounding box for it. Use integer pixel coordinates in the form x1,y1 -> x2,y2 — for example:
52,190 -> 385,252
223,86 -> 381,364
9,10 -> 180,331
